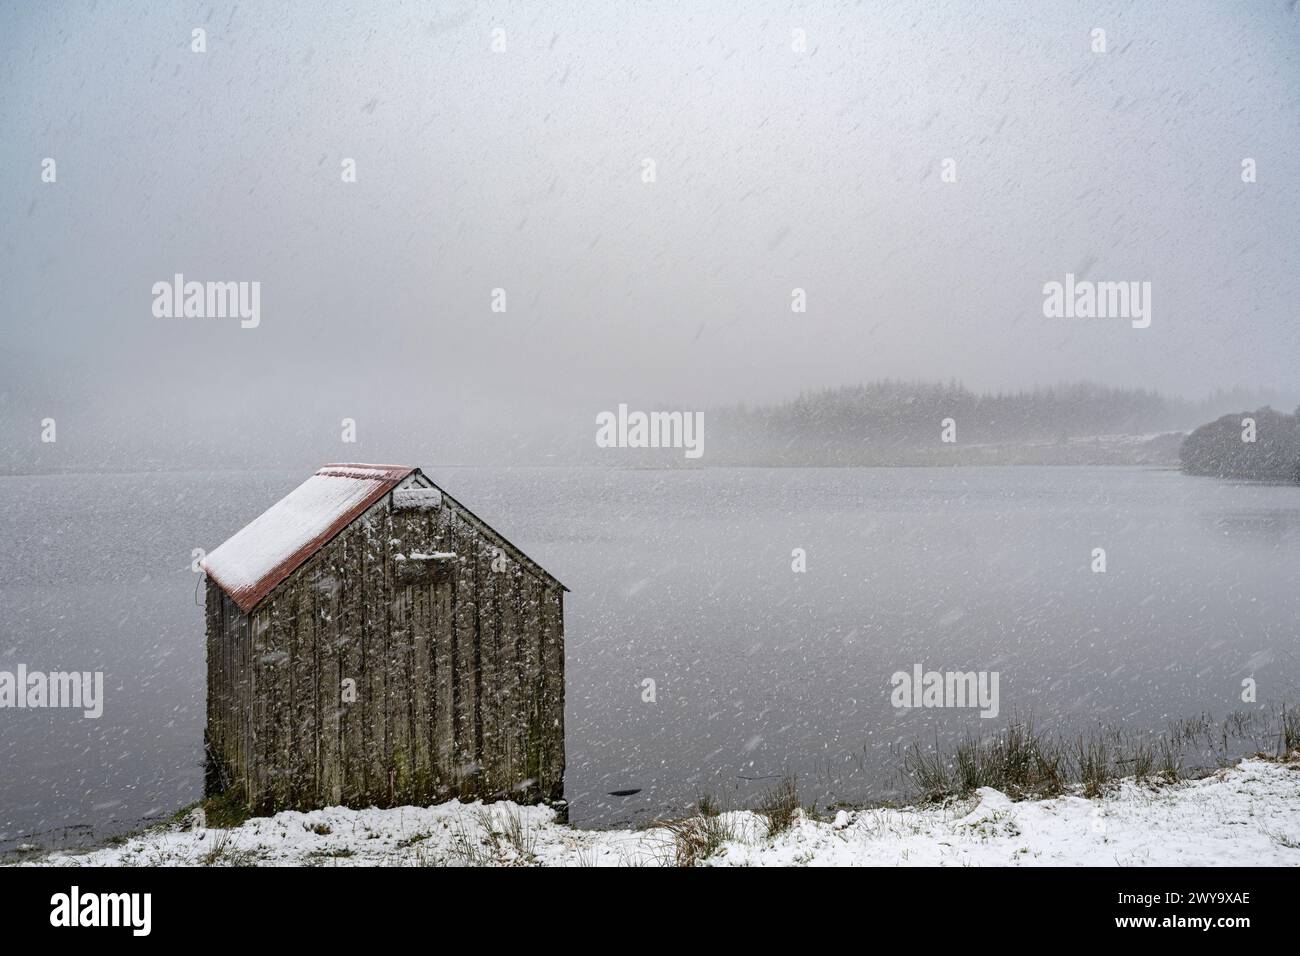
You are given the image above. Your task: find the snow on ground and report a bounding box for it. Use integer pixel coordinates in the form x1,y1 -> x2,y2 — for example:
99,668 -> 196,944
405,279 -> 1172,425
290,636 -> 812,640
22,758 -> 1300,867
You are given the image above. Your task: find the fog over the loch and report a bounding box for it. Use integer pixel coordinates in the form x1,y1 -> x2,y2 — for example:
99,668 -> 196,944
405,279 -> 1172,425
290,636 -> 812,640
2,0 -> 1298,470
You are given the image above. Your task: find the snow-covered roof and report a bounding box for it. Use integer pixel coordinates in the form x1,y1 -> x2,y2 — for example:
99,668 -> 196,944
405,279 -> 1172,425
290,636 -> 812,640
203,463 -> 415,612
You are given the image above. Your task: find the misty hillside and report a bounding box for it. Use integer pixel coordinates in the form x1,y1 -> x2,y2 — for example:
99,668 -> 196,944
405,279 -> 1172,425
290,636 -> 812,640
706,381 -> 1294,467
1180,407 -> 1300,482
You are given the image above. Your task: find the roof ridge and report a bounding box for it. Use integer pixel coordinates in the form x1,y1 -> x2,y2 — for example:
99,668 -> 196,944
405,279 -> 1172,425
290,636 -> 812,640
316,463 -> 415,480
319,462 -> 416,469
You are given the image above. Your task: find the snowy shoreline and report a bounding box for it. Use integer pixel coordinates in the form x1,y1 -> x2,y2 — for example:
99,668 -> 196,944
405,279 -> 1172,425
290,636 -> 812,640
17,756 -> 1299,867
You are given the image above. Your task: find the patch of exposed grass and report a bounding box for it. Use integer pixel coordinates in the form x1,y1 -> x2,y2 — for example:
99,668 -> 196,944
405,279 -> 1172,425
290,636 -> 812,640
447,818 -> 490,866
757,775 -> 800,837
395,830 -> 432,849
903,705 -> 1300,804
906,718 -> 1066,802
657,813 -> 739,867
1282,705 -> 1300,754
1073,732 -> 1114,798
198,831 -> 259,866
305,847 -> 355,860
453,805 -> 539,865
1125,739 -> 1155,782
1157,737 -> 1182,782
497,805 -> 538,859
1262,826 -> 1300,850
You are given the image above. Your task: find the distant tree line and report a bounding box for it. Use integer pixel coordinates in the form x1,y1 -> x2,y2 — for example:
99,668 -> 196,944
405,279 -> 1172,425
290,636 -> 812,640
1180,407 -> 1300,482
705,381 -> 1295,467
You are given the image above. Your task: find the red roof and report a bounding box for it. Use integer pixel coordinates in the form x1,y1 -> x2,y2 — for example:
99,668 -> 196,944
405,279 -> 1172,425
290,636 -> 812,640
203,463 -> 415,612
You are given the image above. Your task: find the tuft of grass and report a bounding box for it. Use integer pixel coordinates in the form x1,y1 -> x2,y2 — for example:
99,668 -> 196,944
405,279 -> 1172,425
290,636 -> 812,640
1261,826 -> 1300,850
1282,705 -> 1300,755
984,718 -> 1065,797
657,813 -> 738,867
497,805 -> 538,860
757,775 -> 800,837
906,718 -> 1065,802
448,817 -> 490,866
1073,731 -> 1114,798
198,830 -> 258,866
904,734 -> 953,801
459,805 -> 539,864
1157,737 -> 1182,782
1127,740 -> 1155,782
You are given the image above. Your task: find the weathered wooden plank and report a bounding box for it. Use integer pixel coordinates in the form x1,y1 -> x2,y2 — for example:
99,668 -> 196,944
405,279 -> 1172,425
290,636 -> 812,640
358,515 -> 382,801
339,527 -> 366,804
496,556 -> 517,790
232,597 -> 250,801
384,529 -> 410,803
535,582 -> 561,801
408,503 -> 434,799
434,509 -> 458,792
218,591 -> 235,788
265,601 -> 287,810
520,573 -> 544,796
470,535 -> 485,785
235,594 -> 245,790
375,511 -> 395,801
409,576 -> 429,796
278,599 -> 297,809
478,541 -> 500,795
513,568 -> 533,796
275,588 -> 292,806
317,556 -> 343,806
203,583 -> 222,796
270,604 -> 288,809
390,503 -> 436,803
384,510 -> 403,803
540,585 -> 565,799
250,610 -> 271,809
452,516 -> 480,794
465,522 -> 486,790
306,565 -> 325,806
204,587 -> 217,766
293,572 -> 317,806
241,600 -> 251,794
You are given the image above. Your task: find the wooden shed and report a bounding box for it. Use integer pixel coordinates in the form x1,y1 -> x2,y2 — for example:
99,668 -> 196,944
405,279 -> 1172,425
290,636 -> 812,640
200,463 -> 566,814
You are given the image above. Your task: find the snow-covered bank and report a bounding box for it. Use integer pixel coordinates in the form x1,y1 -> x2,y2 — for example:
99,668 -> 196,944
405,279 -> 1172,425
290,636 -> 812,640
21,758 -> 1300,867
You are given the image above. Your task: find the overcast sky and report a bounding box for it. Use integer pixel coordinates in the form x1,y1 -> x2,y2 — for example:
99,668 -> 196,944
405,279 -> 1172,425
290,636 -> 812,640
2,1 -> 1298,463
